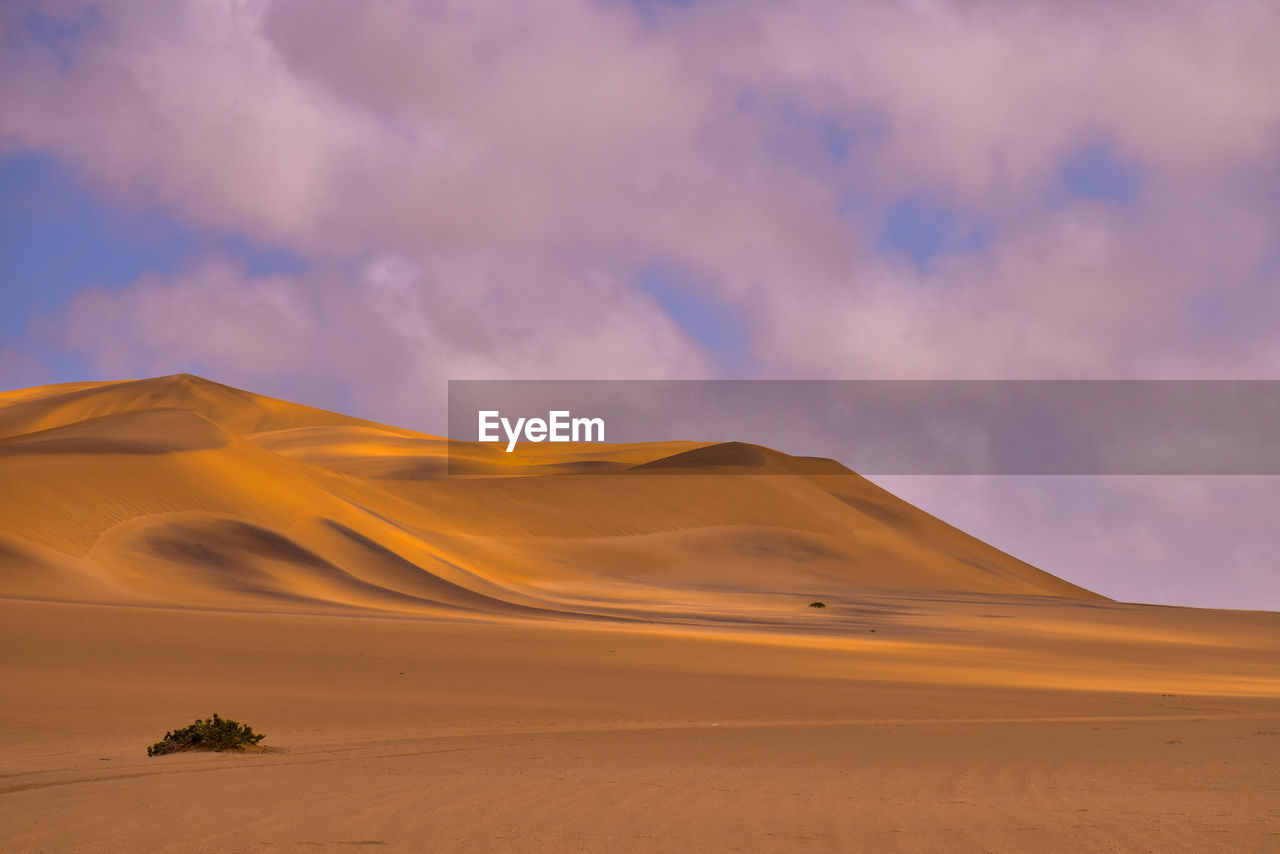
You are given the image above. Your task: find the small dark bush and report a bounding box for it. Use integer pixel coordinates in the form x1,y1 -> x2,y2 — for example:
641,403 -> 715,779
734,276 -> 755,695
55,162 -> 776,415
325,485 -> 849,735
147,714 -> 265,757
809,601 -> 826,608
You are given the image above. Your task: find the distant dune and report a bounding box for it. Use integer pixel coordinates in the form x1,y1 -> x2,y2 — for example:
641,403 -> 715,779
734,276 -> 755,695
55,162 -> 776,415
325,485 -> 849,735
0,373 -> 1099,617
2,375 -> 1277,853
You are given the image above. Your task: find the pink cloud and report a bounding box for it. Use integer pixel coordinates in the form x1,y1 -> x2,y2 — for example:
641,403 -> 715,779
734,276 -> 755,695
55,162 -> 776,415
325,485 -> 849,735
61,253 -> 713,431
8,0 -> 1277,386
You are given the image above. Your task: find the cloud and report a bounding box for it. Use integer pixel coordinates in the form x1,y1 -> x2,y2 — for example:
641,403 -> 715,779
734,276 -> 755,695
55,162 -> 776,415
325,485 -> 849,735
63,259 -> 318,379
7,1 -> 1278,386
61,253 -> 712,430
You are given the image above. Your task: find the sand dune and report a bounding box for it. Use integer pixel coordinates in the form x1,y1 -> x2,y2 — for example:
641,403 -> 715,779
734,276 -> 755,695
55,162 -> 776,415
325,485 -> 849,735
0,373 -> 1098,615
1,374 -> 1276,852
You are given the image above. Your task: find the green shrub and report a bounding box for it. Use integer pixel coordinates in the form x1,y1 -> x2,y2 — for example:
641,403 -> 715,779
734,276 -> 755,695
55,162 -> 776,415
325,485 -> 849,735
147,714 -> 265,757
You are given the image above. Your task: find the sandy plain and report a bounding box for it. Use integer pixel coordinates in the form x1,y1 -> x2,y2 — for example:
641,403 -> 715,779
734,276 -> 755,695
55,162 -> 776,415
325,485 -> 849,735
1,374 -> 1277,852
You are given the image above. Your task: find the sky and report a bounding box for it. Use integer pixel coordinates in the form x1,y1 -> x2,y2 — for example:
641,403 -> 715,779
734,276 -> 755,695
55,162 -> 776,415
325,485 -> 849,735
2,0 -> 1279,610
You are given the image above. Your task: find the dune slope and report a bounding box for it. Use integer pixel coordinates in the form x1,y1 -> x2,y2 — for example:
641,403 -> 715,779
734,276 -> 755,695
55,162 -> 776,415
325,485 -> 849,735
0,373 -> 1098,618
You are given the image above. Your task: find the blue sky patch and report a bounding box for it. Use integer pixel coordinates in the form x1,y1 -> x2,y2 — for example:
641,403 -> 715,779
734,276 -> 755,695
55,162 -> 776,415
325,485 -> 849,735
11,4 -> 103,68
770,101 -> 888,167
637,264 -> 751,373
875,195 -> 993,272
1053,142 -> 1142,206
0,150 -> 306,344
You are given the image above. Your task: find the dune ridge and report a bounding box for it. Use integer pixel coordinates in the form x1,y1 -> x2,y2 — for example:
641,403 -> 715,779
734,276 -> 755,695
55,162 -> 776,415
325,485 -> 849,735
0,373 -> 1099,619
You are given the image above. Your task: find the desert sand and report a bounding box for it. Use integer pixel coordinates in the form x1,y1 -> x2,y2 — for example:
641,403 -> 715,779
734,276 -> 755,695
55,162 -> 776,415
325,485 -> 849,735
1,374 -> 1277,852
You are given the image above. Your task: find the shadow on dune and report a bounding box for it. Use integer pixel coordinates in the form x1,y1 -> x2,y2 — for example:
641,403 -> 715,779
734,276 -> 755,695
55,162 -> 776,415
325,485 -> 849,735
320,519 -> 567,618
626,442 -> 852,475
0,409 -> 229,456
146,520 -> 395,606
136,515 -> 578,618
